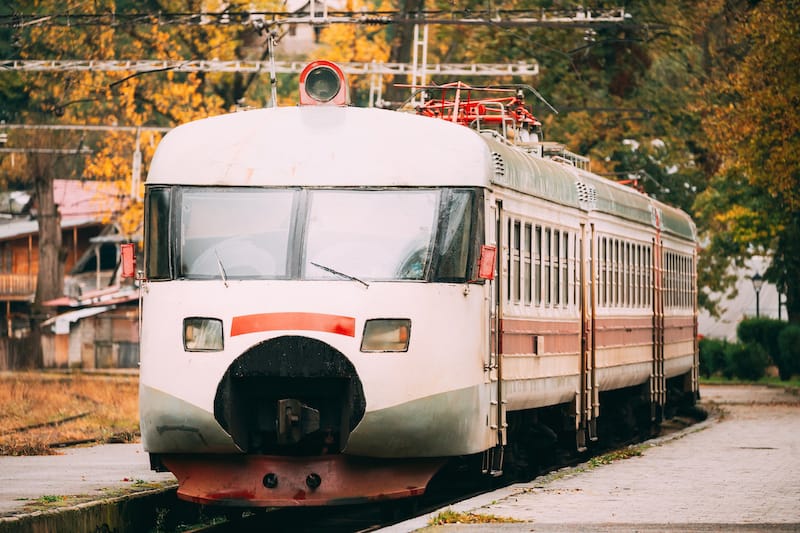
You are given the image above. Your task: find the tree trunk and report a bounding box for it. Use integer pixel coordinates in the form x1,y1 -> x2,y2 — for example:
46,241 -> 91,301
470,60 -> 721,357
33,171 -> 63,306
385,0 -> 426,105
772,213 -> 800,325
29,153 -> 65,366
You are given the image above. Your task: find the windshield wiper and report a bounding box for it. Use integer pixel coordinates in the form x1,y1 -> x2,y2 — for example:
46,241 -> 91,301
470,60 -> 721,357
310,261 -> 369,288
214,249 -> 229,288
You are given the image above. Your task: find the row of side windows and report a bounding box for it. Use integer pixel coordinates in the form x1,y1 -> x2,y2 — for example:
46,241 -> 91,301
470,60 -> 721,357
505,218 -> 579,309
503,223 -> 693,312
664,251 -> 695,310
598,236 -> 652,309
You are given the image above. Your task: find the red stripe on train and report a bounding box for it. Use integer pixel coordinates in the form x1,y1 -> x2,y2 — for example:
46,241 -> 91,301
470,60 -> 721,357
230,312 -> 356,337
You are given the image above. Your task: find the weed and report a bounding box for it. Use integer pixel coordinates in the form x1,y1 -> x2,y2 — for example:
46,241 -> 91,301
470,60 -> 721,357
587,445 -> 646,468
428,508 -> 524,525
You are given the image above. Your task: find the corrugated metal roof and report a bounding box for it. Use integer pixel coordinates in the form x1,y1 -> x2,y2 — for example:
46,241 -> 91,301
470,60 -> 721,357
42,305 -> 112,334
0,179 -> 128,241
0,216 -> 100,241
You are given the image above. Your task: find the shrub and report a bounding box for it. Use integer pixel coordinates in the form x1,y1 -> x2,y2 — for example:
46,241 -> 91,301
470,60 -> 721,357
699,337 -> 729,377
737,318 -> 787,361
725,342 -> 770,381
776,325 -> 800,381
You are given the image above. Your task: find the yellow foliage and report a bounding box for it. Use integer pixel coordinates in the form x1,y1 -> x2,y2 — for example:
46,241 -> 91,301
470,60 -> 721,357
316,0 -> 391,97
10,1 -> 257,241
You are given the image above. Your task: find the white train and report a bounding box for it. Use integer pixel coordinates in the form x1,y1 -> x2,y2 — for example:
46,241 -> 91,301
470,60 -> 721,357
135,60 -> 698,507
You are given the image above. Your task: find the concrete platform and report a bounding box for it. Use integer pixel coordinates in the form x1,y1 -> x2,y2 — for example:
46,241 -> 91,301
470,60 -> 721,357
385,384 -> 800,532
2,385 -> 798,532
0,443 -> 176,532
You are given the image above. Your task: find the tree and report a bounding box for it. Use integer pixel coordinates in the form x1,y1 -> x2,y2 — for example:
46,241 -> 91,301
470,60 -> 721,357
0,0 -> 279,353
316,0 -> 391,106
694,0 -> 800,323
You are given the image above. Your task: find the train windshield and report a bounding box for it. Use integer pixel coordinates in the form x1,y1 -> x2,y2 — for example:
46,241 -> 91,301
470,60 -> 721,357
180,189 -> 294,278
147,187 -> 481,282
305,190 -> 438,281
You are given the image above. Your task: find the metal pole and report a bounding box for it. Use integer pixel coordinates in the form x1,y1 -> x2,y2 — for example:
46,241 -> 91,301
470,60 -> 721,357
756,290 -> 760,318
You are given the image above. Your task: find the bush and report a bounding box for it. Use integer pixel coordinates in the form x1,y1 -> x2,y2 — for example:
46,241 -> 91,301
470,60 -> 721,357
776,325 -> 800,381
725,342 -> 770,381
699,337 -> 729,377
737,318 -> 787,361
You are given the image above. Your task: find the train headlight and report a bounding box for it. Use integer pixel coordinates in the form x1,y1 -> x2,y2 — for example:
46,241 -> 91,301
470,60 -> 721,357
306,67 -> 340,102
299,60 -> 349,106
183,317 -> 224,352
360,319 -> 411,353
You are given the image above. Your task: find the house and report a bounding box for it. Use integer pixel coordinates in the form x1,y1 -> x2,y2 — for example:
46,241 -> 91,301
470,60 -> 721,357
0,179 -> 138,370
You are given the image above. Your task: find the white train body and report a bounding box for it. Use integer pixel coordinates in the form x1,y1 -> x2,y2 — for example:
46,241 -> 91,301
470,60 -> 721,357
139,63 -> 697,506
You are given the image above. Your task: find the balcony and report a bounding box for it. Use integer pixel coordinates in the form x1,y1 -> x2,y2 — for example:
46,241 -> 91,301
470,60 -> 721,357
0,274 -> 36,300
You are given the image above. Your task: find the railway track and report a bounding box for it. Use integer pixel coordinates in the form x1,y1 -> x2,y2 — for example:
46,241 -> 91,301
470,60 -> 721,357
174,408 -> 706,533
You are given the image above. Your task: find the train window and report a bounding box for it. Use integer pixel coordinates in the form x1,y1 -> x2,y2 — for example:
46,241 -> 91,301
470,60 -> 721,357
306,190 -> 438,281
180,189 -> 294,279
513,220 -> 521,302
553,230 -> 560,306
599,237 -> 605,307
669,252 -> 678,308
619,240 -> 624,307
640,245 -> 645,307
562,232 -> 569,306
607,239 -> 613,307
535,226 -> 542,305
544,228 -> 552,306
622,241 -> 627,307
625,242 -> 631,307
635,244 -> 641,308
644,245 -> 653,307
524,224 -> 532,305
144,187 -> 172,280
608,237 -> 612,307
613,240 -> 618,307
506,219 -> 512,298
665,252 -> 671,307
434,190 -> 476,282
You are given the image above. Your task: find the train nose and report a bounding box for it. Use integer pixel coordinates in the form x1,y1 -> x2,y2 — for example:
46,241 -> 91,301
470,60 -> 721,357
213,335 -> 366,455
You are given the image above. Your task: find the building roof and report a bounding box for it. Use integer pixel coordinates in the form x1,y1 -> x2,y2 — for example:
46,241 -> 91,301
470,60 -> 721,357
52,179 -> 129,221
0,179 -> 128,241
0,216 -> 100,241
43,285 -> 138,308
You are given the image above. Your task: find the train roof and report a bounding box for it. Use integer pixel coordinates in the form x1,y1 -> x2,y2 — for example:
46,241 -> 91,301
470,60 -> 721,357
147,106 -> 493,189
466,135 -> 695,241
147,105 -> 695,242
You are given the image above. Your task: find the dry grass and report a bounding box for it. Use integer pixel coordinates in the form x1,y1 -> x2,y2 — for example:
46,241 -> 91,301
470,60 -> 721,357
0,372 -> 139,456
428,509 -> 524,525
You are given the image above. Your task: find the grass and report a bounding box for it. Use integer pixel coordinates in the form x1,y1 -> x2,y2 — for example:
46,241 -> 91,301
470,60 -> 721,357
700,375 -> 800,390
0,372 -> 140,455
586,445 -> 646,468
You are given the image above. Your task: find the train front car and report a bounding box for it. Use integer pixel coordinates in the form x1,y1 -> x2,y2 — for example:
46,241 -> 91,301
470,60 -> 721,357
138,62 -> 499,507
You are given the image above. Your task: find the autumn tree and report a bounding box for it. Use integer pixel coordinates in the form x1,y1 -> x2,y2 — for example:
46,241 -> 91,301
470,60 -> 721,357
316,0 -> 391,106
0,0 -> 280,355
694,0 -> 800,323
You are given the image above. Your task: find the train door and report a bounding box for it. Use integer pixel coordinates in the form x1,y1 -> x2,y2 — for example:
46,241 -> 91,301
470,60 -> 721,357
483,198 -> 506,475
577,222 -> 598,451
651,233 -> 666,422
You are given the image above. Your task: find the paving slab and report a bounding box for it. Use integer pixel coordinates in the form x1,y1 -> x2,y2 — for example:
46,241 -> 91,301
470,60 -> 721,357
0,442 -> 175,518
385,384 -> 800,533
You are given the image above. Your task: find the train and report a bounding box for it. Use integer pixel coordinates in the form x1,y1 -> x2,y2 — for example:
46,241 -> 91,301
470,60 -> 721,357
132,60 -> 699,507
